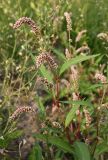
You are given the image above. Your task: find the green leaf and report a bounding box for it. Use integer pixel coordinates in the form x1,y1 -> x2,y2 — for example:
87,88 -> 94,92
5,130 -> 23,140
65,104 -> 80,127
29,51 -> 36,64
60,54 -> 99,75
0,130 -> 22,148
54,150 -> 63,159
87,83 -> 103,91
38,98 -> 45,114
61,100 -> 93,108
73,142 -> 91,160
35,134 -> 74,154
0,136 -> 7,148
30,2 -> 36,10
95,142 -> 108,156
29,143 -> 42,160
51,48 -> 66,60
39,65 -> 53,82
95,54 -> 104,65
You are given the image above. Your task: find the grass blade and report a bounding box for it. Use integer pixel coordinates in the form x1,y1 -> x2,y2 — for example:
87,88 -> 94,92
60,54 -> 99,75
65,104 -> 80,127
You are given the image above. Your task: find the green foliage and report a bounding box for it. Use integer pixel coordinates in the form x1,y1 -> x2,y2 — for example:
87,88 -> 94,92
73,142 -> 91,160
65,104 -> 80,127
40,65 -> 53,83
0,0 -> 108,159
61,100 -> 93,108
35,134 -> 74,154
95,142 -> 108,157
60,54 -> 99,75
0,130 -> 22,148
29,143 -> 42,160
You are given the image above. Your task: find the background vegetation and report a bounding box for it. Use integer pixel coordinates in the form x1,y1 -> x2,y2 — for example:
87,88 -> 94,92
0,0 -> 108,159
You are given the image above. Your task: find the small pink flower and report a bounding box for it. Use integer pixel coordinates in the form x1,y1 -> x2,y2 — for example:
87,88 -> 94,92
95,72 -> 107,83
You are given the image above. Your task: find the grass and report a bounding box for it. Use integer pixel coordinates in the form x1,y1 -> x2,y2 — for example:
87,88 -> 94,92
0,0 -> 108,159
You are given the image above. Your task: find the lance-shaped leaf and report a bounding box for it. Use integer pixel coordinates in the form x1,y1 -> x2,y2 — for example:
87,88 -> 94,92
65,104 -> 80,127
29,143 -> 42,160
35,134 -> 74,154
73,142 -> 91,160
60,54 -> 99,75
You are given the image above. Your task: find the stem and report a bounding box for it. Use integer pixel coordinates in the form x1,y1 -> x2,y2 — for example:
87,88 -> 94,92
3,119 -> 10,134
76,116 -> 81,140
55,75 -> 60,108
65,127 -> 73,144
68,30 -> 71,52
92,86 -> 107,156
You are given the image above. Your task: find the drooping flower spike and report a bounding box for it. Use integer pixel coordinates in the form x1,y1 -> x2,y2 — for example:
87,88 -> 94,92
36,52 -> 58,70
13,17 -> 40,35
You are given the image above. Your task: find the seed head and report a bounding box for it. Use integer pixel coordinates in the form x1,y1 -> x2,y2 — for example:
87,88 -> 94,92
36,52 -> 58,70
71,65 -> 79,82
65,48 -> 72,59
72,92 -> 80,101
95,71 -> 107,83
70,65 -> 79,91
9,106 -> 35,121
36,77 -> 53,89
102,103 -> 108,109
13,17 -> 40,35
97,32 -> 108,42
76,45 -> 90,54
76,109 -> 80,116
64,12 -> 72,31
75,30 -> 87,42
52,121 -> 61,128
83,109 -> 91,128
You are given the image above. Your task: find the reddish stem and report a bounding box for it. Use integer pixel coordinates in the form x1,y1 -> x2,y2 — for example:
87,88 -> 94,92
76,112 -> 81,139
65,127 -> 73,144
